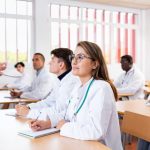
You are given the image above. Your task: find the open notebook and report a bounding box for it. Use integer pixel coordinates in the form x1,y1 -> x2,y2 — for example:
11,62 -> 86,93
18,128 -> 60,138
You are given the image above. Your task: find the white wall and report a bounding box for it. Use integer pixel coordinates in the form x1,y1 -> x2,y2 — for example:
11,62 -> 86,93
34,0 -> 51,63
141,9 -> 150,80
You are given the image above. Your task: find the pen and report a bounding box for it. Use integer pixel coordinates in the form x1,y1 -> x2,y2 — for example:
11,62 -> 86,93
35,112 -> 42,122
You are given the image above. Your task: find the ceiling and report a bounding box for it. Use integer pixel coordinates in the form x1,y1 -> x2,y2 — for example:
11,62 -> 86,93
78,0 -> 150,9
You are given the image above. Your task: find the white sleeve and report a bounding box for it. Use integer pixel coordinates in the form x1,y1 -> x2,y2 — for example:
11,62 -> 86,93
20,78 -> 53,100
28,88 -> 56,109
60,85 -> 115,140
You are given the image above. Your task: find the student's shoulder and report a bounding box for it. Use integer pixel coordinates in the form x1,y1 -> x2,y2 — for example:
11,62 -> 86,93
93,79 -> 110,88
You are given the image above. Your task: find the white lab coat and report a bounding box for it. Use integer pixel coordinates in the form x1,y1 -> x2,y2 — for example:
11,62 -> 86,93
20,68 -> 54,100
6,72 -> 31,90
27,72 -> 79,121
28,72 -> 78,109
58,78 -> 122,150
28,78 -> 122,150
114,66 -> 145,100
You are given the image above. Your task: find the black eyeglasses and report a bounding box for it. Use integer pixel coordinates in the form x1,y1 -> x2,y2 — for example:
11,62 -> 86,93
69,54 -> 94,63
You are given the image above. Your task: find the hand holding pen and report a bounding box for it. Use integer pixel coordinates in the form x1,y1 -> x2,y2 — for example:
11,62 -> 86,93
28,112 -> 51,131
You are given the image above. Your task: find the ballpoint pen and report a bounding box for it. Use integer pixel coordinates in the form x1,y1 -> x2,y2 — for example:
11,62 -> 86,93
35,111 -> 42,121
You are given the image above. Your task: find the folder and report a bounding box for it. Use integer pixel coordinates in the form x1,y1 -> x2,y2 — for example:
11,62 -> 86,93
18,128 -> 60,138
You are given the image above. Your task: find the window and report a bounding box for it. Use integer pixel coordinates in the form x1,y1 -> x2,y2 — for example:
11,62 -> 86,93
49,2 -> 139,63
0,0 -> 33,62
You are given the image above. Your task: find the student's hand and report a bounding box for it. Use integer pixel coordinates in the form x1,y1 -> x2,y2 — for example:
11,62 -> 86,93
10,90 -> 22,98
15,104 -> 30,116
0,62 -> 7,71
28,119 -> 51,131
56,119 -> 67,129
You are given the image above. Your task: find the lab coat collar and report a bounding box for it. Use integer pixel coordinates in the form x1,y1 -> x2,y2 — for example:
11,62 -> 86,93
126,66 -> 134,75
58,69 -> 71,80
79,77 -> 94,88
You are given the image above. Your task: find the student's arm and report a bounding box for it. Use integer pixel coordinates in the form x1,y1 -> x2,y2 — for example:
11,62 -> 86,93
20,77 -> 53,100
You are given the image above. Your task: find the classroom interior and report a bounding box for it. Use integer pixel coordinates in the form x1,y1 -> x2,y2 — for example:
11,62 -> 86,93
0,0 -> 150,150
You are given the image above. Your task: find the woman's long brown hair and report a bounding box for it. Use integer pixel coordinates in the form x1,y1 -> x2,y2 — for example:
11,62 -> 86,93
77,41 -> 118,101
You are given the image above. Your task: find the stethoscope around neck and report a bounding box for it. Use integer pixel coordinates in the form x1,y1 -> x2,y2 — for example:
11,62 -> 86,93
64,79 -> 94,121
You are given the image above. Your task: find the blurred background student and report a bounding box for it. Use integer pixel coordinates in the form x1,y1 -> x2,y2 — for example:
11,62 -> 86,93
4,62 -> 31,90
114,55 -> 145,100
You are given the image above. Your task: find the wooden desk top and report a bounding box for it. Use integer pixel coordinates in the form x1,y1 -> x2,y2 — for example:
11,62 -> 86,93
116,100 -> 150,116
0,90 -> 38,104
0,110 -> 110,150
118,93 -> 134,99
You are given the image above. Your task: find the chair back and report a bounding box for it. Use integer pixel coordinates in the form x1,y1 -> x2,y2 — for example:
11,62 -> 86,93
122,111 -> 150,142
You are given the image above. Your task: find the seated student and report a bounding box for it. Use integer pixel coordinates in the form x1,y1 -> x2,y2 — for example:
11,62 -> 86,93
10,53 -> 54,100
28,41 -> 123,150
15,48 -> 78,116
4,62 -> 31,90
114,55 -> 145,100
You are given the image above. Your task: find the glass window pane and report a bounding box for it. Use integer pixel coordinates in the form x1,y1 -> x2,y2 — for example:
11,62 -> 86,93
17,19 -> 27,61
96,10 -> 103,22
70,24 -> 78,50
61,23 -> 68,47
82,23 -> 86,40
82,8 -> 86,20
6,18 -> 16,62
120,12 -> 125,24
51,4 -> 59,18
28,1 -> 32,16
120,28 -> 125,55
0,0 -> 5,13
96,24 -> 103,47
70,7 -> 77,20
88,9 -> 94,21
61,5 -> 68,19
105,25 -> 110,63
0,18 -> 5,61
6,0 -> 16,14
17,1 -> 26,15
112,12 -> 118,24
51,22 -> 59,49
105,11 -> 110,23
27,20 -> 31,61
88,23 -> 94,42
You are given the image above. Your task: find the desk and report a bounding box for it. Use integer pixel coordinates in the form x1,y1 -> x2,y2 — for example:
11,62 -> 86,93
118,93 -> 133,99
0,90 -> 38,104
116,100 -> 150,116
144,86 -> 150,99
0,110 -> 110,150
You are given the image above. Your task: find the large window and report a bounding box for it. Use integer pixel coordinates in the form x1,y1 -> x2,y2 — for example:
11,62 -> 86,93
0,0 -> 33,62
49,2 -> 139,63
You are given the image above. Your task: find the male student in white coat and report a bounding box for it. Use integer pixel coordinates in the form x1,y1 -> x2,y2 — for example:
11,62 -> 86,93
10,53 -> 53,100
28,41 -> 122,150
15,48 -> 78,117
114,55 -> 145,100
